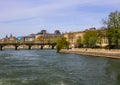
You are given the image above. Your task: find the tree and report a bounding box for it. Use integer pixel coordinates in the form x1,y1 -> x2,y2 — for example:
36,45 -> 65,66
76,36 -> 83,48
96,29 -> 106,47
56,36 -> 70,52
103,11 -> 120,48
83,30 -> 98,48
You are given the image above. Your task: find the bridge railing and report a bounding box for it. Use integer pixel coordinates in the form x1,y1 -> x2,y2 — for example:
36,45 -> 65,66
0,42 -> 56,45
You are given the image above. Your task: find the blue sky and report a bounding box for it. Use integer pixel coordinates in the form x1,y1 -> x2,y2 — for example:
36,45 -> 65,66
0,0 -> 120,38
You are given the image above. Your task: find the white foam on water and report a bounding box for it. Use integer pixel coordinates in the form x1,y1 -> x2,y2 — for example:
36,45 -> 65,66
61,81 -> 65,85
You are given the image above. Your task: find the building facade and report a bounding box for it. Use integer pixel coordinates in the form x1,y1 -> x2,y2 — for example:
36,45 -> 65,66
0,34 -> 18,43
35,30 -> 61,43
63,31 -> 84,48
63,29 -> 108,48
20,30 -> 62,43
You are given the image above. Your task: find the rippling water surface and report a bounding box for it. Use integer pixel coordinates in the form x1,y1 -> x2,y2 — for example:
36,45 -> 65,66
0,50 -> 120,85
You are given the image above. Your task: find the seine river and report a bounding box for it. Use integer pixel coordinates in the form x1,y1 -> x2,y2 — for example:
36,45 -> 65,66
0,50 -> 120,85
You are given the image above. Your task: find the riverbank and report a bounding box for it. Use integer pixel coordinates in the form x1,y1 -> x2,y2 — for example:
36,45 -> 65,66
60,48 -> 120,59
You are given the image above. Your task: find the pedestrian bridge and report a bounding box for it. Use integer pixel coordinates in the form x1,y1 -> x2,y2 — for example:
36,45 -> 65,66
0,42 -> 56,50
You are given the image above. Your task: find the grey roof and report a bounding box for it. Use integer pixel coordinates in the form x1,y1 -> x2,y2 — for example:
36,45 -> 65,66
21,34 -> 35,38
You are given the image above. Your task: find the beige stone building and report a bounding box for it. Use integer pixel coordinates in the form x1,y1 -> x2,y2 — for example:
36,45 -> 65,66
63,31 -> 84,48
20,30 -> 61,44
0,34 -> 18,43
35,30 -> 61,43
20,34 -> 35,43
63,29 -> 108,48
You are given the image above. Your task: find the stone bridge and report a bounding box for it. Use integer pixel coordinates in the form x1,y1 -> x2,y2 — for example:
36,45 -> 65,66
0,42 -> 56,50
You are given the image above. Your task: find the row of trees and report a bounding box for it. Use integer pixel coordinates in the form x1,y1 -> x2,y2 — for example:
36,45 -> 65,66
76,29 -> 105,48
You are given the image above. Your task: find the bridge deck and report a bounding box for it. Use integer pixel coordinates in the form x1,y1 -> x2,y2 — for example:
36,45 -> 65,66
0,43 -> 56,50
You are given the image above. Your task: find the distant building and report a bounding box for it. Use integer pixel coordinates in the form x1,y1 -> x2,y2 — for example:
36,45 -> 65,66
63,28 -> 108,48
0,29 -> 108,48
20,34 -> 35,43
40,30 -> 47,34
89,27 -> 96,30
35,30 -> 61,43
63,31 -> 84,48
0,34 -> 18,43
54,30 -> 61,35
20,30 -> 62,43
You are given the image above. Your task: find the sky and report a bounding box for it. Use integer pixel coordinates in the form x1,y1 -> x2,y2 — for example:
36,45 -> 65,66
0,0 -> 120,38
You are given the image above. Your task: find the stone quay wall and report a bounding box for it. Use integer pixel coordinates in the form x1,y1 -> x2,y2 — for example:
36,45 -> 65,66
60,48 -> 120,58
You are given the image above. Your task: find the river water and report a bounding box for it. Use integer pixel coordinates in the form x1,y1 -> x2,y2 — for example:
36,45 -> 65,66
0,50 -> 120,85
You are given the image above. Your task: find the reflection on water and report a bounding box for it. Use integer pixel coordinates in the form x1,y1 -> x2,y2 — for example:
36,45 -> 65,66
0,50 -> 120,85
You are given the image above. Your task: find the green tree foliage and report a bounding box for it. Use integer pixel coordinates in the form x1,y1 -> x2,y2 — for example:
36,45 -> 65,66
83,30 -> 98,48
76,36 -> 83,48
56,36 -> 70,52
103,11 -> 120,48
96,29 -> 106,46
